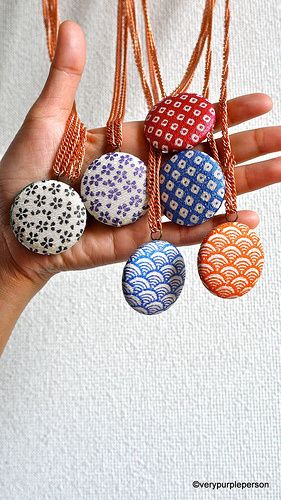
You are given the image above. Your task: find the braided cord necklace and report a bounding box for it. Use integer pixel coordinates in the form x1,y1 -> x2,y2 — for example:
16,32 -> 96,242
10,0 -> 87,256
42,0 -> 87,181
122,0 -> 221,314
80,0 -> 149,228
198,0 -> 265,298
122,0 -> 264,313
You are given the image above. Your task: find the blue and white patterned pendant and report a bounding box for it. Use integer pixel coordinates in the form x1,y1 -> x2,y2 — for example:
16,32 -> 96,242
81,152 -> 148,226
160,149 -> 225,226
122,240 -> 185,315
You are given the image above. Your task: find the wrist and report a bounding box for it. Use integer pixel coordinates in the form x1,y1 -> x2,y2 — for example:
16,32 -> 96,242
0,265 -> 48,354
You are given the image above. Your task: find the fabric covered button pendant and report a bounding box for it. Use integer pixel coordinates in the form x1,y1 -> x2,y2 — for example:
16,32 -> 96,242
160,149 -> 225,226
144,93 -> 216,152
198,222 -> 265,298
122,240 -> 185,314
10,180 -> 87,255
81,152 -> 148,226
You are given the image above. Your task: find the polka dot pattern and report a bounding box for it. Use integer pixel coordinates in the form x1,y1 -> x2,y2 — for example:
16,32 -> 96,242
144,93 -> 216,152
160,149 -> 225,226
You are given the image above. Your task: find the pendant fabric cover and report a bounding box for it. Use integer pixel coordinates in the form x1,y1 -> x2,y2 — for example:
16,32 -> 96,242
10,180 -> 87,255
144,93 -> 216,153
81,152 -> 148,227
197,222 -> 264,298
160,149 -> 225,226
122,240 -> 185,315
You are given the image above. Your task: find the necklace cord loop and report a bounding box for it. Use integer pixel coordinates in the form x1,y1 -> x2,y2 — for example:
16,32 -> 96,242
125,0 -> 217,238
42,0 -> 87,182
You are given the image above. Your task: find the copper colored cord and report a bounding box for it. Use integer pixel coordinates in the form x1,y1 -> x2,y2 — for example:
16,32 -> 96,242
218,0 -> 237,216
202,0 -> 237,216
42,0 -> 87,182
141,0 -> 166,103
108,0 -> 236,233
125,0 -> 215,238
172,0 -> 214,96
106,0 -> 128,150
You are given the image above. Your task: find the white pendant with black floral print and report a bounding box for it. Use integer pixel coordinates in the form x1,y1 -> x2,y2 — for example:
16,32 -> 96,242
81,152 -> 148,227
10,180 -> 87,255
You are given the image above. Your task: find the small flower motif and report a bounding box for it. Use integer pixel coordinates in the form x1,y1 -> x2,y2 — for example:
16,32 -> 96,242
84,184 -> 91,196
102,178 -> 115,188
49,183 -> 61,195
117,203 -> 130,217
108,187 -> 121,201
30,209 -> 40,216
74,206 -> 85,218
129,194 -> 142,207
119,154 -> 131,165
14,225 -> 25,238
41,209 -> 52,221
66,200 -> 73,211
101,162 -> 114,176
25,184 -> 39,196
90,198 -> 102,213
133,163 -> 145,177
105,153 -> 117,162
112,217 -> 122,226
123,179 -> 137,193
15,207 -> 29,220
26,231 -> 39,245
114,169 -> 127,183
25,220 -> 35,229
50,197 -> 63,209
36,220 -> 49,233
98,211 -> 110,224
58,212 -> 71,225
59,230 -> 73,244
34,194 -> 47,207
89,173 -> 103,186
41,236 -> 54,249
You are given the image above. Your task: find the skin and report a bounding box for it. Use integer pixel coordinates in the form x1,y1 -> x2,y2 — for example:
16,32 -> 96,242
1,21 -> 281,353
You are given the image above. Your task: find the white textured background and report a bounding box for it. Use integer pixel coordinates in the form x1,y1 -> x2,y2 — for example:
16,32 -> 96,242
1,1 -> 281,499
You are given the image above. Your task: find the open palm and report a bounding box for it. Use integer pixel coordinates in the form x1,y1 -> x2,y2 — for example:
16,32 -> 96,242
1,21 -> 280,285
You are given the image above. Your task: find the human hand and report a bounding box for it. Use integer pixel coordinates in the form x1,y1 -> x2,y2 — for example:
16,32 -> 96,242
1,21 -> 280,349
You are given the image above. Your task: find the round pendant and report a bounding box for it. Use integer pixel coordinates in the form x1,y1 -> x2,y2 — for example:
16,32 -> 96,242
81,152 -> 148,227
122,240 -> 185,315
160,149 -> 225,226
10,180 -> 87,255
198,222 -> 265,298
144,93 -> 216,153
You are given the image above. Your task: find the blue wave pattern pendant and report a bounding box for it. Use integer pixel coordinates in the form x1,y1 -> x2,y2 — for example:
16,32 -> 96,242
160,149 -> 225,226
122,240 -> 185,315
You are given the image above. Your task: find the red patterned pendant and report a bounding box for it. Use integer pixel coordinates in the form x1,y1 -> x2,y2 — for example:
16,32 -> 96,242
144,93 -> 216,153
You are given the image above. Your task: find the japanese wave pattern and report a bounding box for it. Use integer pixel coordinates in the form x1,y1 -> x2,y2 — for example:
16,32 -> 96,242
122,240 -> 185,315
198,222 -> 265,298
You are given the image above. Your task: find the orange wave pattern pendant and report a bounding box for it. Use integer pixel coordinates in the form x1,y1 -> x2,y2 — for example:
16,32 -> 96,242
197,222 -> 264,298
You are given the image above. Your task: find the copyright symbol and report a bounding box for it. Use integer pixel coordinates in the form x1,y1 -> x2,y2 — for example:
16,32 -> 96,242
193,481 -> 199,488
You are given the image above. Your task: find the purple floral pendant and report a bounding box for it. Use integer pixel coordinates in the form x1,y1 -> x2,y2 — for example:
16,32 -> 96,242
81,152 -> 148,226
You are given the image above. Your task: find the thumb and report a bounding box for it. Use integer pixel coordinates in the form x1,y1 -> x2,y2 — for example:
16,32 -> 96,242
29,20 -> 86,121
